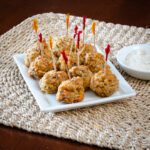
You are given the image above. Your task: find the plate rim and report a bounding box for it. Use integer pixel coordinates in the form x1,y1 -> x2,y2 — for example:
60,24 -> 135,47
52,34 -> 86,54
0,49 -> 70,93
13,52 -> 136,112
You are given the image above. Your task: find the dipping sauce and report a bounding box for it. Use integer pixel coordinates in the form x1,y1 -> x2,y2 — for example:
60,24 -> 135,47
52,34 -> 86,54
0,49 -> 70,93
125,49 -> 150,72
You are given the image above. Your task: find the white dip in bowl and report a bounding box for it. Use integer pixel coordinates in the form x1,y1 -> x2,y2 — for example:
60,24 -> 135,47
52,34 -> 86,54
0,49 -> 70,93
117,44 -> 150,80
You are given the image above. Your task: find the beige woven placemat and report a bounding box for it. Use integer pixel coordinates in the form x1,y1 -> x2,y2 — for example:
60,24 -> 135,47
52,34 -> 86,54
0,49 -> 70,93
0,12 -> 150,150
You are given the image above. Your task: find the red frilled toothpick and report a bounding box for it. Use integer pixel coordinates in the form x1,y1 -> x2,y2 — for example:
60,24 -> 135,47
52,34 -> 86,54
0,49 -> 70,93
74,25 -> 78,39
70,25 -> 78,55
38,33 -> 43,55
83,16 -> 86,30
103,44 -> 110,73
61,50 -> 68,64
38,33 -> 42,42
76,30 -> 82,66
82,16 -> 86,44
61,50 -> 71,78
105,44 -> 110,62
77,30 -> 82,49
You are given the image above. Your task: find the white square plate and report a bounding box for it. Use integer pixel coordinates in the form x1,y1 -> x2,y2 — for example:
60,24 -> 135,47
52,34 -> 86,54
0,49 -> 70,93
13,48 -> 136,112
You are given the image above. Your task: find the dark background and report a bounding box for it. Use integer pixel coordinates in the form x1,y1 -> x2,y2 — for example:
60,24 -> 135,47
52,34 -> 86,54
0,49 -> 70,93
0,0 -> 150,35
0,0 -> 150,150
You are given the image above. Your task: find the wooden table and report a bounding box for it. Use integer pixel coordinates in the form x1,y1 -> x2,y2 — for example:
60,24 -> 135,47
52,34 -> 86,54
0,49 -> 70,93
0,0 -> 150,149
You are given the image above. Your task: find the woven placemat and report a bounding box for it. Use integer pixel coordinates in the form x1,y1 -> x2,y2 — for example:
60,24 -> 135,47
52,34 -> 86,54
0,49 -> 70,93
0,12 -> 150,150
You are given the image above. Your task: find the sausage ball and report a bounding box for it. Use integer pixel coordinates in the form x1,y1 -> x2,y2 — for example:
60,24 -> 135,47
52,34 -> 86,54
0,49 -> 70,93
24,39 -> 51,67
85,52 -> 105,73
53,36 -> 76,58
39,70 -> 68,94
90,69 -> 119,97
28,55 -> 53,79
79,43 -> 96,65
24,45 -> 40,68
56,77 -> 84,103
57,51 -> 77,71
69,65 -> 93,89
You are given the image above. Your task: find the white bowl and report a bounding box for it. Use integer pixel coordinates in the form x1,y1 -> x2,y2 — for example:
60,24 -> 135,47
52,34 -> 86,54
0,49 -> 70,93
117,43 -> 150,80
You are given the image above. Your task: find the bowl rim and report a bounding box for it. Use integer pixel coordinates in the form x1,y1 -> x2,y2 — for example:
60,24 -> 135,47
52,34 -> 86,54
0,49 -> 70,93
116,43 -> 150,74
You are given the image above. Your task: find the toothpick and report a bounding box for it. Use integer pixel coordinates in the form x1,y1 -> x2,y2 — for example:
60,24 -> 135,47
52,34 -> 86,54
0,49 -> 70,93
66,14 -> 70,37
94,34 -> 95,47
76,30 -> 82,66
66,65 -> 71,79
77,51 -> 80,66
91,21 -> 96,47
83,31 -> 85,45
32,18 -> 39,42
61,50 -> 71,79
43,17 -> 57,71
69,26 -> 77,55
38,33 -> 44,56
69,39 -> 74,55
49,36 -> 57,71
104,44 -> 110,74
82,16 -> 86,45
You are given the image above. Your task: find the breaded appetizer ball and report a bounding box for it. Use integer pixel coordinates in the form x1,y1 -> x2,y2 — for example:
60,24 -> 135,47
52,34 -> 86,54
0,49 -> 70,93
90,69 -> 119,97
53,36 -> 76,58
57,52 -> 77,71
24,47 -> 41,68
24,39 -> 51,67
56,77 -> 84,103
28,55 -> 53,79
79,43 -> 96,64
85,52 -> 105,73
39,70 -> 68,94
69,65 -> 93,89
